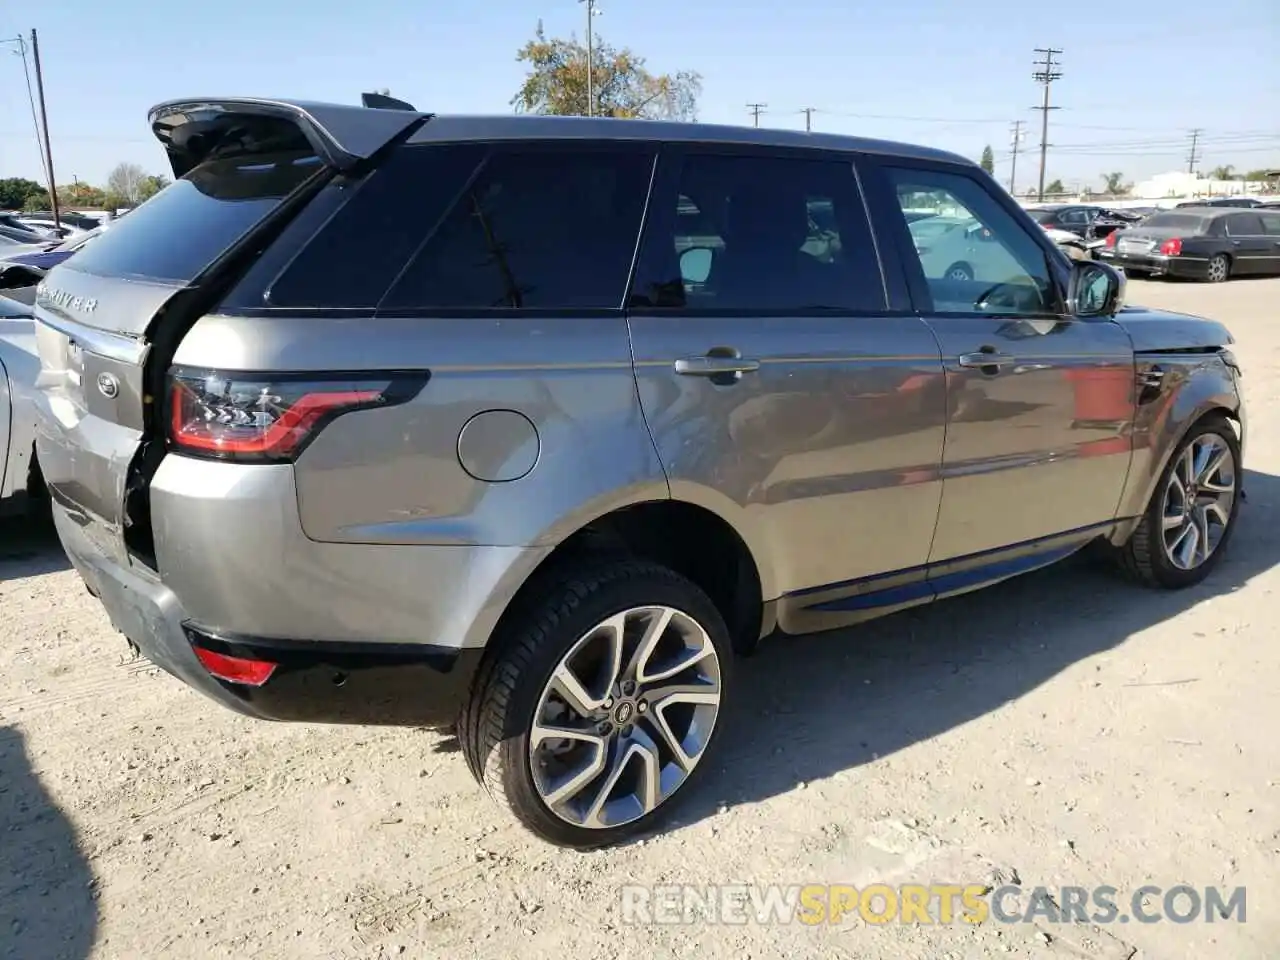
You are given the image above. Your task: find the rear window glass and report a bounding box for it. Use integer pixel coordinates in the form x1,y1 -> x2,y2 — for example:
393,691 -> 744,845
66,151 -> 320,283
268,144 -> 486,308
1024,209 -> 1058,224
1141,213 -> 1209,231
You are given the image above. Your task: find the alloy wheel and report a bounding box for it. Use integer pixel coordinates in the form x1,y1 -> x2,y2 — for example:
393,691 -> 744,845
529,605 -> 722,830
1161,432 -> 1236,571
1207,255 -> 1229,283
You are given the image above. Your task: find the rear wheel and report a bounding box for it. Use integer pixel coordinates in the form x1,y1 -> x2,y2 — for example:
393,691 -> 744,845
1113,417 -> 1240,588
459,559 -> 731,848
1205,253 -> 1231,283
945,262 -> 974,281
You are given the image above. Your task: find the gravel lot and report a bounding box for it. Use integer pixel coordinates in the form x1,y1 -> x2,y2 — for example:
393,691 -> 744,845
3,278 -> 1278,960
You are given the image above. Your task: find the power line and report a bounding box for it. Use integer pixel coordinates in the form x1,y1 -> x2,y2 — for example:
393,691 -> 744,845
2,36 -> 52,191
746,103 -> 767,128
1187,128 -> 1203,174
1032,46 -> 1063,201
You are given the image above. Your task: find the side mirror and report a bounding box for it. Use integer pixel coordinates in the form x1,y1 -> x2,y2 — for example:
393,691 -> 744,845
1067,260 -> 1125,318
679,246 -> 714,285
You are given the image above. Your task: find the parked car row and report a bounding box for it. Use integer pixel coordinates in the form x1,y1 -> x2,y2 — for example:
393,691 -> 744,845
0,226 -> 105,289
1097,206 -> 1280,282
1023,203 -> 1147,241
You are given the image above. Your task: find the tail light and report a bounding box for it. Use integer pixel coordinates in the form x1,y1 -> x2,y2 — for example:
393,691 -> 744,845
167,367 -> 427,462
193,646 -> 277,686
1104,232 -> 1118,248
1159,238 -> 1183,256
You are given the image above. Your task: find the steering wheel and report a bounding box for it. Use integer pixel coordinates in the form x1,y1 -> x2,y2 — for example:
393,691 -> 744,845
973,280 -> 1036,312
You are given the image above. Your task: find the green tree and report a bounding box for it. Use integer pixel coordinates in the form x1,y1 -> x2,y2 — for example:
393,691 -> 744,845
979,145 -> 995,174
137,175 -> 170,202
0,177 -> 47,210
1208,164 -> 1236,181
1045,178 -> 1066,195
513,22 -> 701,120
62,182 -> 108,208
1101,171 -> 1129,194
21,188 -> 51,212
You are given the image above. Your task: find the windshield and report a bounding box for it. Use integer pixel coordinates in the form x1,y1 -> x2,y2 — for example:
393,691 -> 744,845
65,151 -> 321,283
1141,213 -> 1210,231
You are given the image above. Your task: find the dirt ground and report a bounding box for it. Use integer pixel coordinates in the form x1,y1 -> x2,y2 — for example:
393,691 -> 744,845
3,278 -> 1278,960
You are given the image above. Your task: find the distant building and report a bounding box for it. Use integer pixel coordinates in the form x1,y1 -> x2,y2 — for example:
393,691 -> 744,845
1131,170 -> 1265,200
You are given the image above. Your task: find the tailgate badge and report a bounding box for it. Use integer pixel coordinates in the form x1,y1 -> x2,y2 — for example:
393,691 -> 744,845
37,281 -> 98,315
96,372 -> 120,399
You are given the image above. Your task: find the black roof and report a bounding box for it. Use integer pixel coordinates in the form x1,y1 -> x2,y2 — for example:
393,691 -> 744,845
1164,205 -> 1255,217
409,113 -> 973,165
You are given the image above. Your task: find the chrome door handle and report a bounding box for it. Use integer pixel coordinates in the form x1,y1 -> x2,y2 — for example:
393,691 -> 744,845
674,356 -> 761,377
958,351 -> 1015,370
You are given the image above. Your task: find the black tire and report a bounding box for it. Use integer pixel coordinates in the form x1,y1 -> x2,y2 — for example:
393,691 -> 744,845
1205,253 -> 1231,284
1112,415 -> 1241,588
944,262 -> 974,281
458,559 -> 732,849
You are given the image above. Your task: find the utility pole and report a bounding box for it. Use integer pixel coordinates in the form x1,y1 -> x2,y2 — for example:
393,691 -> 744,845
800,107 -> 816,132
1009,120 -> 1027,195
30,30 -> 60,230
579,0 -> 600,117
1186,128 -> 1202,174
746,103 -> 767,128
1032,46 -> 1062,202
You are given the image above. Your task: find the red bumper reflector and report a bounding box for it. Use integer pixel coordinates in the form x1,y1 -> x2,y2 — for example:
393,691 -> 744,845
193,647 -> 278,687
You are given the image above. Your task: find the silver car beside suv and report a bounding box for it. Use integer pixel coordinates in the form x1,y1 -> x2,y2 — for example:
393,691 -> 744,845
30,96 -> 1245,848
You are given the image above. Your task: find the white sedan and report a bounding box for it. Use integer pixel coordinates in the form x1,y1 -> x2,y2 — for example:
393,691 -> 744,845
906,215 -> 1025,281
0,288 -> 41,515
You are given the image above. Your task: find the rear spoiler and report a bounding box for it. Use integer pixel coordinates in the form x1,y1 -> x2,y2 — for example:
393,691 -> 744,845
148,96 -> 430,178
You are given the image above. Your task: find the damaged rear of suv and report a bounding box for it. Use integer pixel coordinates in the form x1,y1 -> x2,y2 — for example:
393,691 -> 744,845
33,95 -> 710,848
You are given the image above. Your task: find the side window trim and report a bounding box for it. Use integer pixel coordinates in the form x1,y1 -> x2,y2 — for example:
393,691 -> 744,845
628,142 -> 894,317
860,154 -> 1071,318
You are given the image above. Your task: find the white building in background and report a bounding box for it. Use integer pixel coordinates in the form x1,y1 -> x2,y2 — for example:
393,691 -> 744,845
1131,170 -> 1263,200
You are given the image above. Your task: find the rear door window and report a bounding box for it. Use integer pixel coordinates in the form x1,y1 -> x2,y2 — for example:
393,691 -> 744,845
1225,213 -> 1264,236
380,145 -> 655,311
65,151 -> 322,283
631,151 -> 885,312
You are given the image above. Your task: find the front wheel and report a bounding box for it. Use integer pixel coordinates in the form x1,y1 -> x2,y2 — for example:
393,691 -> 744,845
1113,416 -> 1241,588
459,560 -> 731,848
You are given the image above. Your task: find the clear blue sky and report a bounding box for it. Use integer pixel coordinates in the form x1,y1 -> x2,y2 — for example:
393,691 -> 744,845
2,0 -> 1276,192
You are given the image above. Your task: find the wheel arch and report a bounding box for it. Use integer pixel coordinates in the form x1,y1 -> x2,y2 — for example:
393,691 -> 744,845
492,490 -> 774,658
1110,365 -> 1242,546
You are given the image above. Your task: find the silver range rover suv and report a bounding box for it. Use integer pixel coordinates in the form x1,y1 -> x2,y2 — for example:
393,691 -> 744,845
31,96 -> 1245,848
